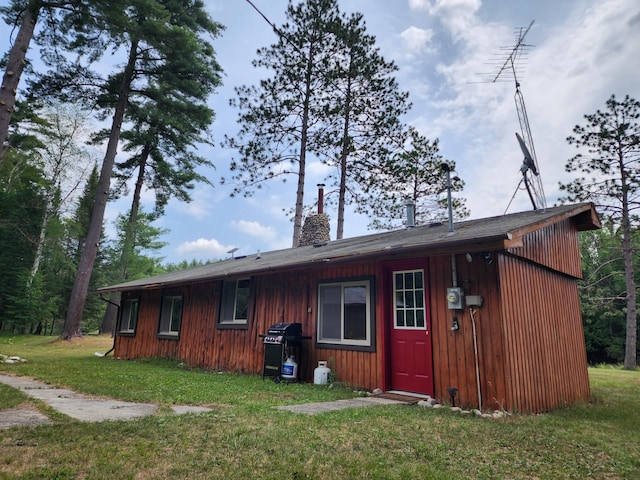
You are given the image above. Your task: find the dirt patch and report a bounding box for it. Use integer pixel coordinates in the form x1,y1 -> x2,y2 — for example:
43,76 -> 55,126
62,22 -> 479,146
0,405 -> 52,429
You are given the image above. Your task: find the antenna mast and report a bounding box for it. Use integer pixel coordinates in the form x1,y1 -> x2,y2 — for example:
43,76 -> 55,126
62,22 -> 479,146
484,21 -> 546,210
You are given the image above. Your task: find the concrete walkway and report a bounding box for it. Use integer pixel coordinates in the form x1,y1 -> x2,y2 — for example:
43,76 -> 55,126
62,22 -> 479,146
0,374 -> 212,428
276,396 -> 406,415
0,373 -> 414,428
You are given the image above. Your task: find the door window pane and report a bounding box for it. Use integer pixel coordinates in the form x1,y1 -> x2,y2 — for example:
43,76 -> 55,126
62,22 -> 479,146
394,270 -> 427,331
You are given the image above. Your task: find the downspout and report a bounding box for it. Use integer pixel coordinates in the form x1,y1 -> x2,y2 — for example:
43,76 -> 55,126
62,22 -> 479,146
96,294 -> 120,357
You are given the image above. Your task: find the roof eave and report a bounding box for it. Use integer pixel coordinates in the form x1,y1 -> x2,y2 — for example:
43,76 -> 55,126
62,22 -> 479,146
95,232 -> 514,295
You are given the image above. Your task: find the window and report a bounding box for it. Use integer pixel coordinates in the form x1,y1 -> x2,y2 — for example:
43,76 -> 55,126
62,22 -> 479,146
119,297 -> 139,334
158,295 -> 182,337
394,270 -> 426,329
218,278 -> 251,327
317,278 -> 374,349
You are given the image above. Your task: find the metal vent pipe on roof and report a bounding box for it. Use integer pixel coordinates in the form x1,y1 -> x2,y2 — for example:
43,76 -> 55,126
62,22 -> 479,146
441,162 -> 455,234
317,184 -> 325,214
404,198 -> 415,228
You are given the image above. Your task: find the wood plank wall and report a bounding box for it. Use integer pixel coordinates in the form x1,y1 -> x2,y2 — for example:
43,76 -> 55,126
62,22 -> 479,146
508,219 -> 583,278
306,262 -> 384,391
498,254 -> 590,412
115,261 -> 386,391
428,253 -> 507,411
114,217 -> 590,413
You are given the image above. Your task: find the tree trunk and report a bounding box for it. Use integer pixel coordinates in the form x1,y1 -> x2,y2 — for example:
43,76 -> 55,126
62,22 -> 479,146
622,188 -> 637,369
0,0 -> 41,162
336,71 -> 352,240
27,199 -> 51,288
61,39 -> 138,340
100,298 -> 119,335
99,143 -> 148,334
291,42 -> 316,247
622,234 -> 637,369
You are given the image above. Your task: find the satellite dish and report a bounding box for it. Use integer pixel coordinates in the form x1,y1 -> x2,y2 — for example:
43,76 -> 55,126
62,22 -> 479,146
515,132 -> 538,175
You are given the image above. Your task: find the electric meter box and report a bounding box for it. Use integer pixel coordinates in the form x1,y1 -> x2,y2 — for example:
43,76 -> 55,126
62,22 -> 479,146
446,287 -> 464,309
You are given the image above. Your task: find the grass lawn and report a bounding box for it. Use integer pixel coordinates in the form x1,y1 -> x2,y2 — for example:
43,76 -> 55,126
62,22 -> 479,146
1,335 -> 639,479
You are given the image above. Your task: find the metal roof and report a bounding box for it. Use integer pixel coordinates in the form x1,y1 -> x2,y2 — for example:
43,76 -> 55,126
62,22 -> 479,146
97,202 -> 599,294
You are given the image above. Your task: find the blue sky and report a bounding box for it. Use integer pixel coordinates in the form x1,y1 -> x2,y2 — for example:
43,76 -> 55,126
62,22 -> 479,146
3,0 -> 640,264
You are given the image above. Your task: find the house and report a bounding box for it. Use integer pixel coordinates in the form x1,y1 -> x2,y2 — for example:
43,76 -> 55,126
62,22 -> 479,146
97,202 -> 600,413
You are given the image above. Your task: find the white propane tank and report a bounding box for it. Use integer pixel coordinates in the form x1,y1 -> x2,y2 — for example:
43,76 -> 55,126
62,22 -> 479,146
314,361 -> 331,385
281,356 -> 298,381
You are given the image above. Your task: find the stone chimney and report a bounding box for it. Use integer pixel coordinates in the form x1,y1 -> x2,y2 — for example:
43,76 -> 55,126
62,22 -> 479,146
298,184 -> 331,246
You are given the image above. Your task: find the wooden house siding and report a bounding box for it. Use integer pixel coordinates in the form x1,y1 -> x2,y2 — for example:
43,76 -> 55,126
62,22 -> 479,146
499,216 -> 589,412
110,204 -> 597,413
507,218 -> 583,278
428,254 -> 507,411
115,261 -> 386,391
498,254 -> 590,412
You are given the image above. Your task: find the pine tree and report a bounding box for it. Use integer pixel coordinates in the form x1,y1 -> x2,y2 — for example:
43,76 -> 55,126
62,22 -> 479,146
361,127 -> 468,230
224,0 -> 341,246
318,11 -> 410,238
0,0 -> 88,162
32,0 -> 224,339
560,94 -> 640,369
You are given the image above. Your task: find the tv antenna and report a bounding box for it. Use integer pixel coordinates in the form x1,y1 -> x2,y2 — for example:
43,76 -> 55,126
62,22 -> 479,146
481,21 -> 547,211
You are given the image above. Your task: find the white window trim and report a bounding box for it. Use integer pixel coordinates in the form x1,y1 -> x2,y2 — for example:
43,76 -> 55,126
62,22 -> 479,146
317,279 -> 372,347
219,278 -> 251,325
158,295 -> 182,336
119,298 -> 139,333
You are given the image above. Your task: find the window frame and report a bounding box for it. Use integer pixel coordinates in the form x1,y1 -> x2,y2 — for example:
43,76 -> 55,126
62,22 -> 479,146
117,296 -> 139,336
157,294 -> 183,339
217,278 -> 251,329
393,269 -> 428,331
316,276 -> 375,351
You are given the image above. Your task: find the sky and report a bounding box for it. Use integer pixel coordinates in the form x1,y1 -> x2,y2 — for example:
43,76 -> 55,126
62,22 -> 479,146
3,0 -> 640,264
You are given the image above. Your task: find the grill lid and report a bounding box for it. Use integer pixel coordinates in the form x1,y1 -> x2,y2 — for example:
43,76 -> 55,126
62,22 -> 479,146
267,322 -> 302,337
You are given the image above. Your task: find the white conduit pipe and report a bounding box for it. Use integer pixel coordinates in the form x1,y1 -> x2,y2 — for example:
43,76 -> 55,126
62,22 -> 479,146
469,307 -> 482,411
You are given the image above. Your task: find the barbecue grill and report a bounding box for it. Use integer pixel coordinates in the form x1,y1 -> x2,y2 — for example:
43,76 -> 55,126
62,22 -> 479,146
262,322 -> 304,380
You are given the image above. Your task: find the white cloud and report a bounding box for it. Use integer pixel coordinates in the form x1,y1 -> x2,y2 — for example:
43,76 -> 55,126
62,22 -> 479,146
174,186 -> 215,220
425,0 -> 640,219
231,220 -> 278,241
400,26 -> 434,55
175,237 -> 234,258
408,0 -> 430,11
428,0 -> 482,41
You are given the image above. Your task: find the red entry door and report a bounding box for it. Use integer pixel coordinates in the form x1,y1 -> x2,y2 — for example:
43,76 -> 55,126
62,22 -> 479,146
388,265 -> 434,395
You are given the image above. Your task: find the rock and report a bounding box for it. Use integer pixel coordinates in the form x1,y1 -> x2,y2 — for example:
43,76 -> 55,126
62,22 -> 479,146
460,410 -> 472,415
371,388 -> 383,395
417,400 -> 433,408
298,214 -> 331,246
1,355 -> 27,364
450,407 -> 462,413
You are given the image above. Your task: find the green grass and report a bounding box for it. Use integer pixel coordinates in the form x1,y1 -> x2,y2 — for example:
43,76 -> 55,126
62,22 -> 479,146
1,335 -> 639,479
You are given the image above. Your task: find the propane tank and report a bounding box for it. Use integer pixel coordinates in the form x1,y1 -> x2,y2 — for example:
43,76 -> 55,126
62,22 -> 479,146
314,361 -> 331,385
281,356 -> 298,381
